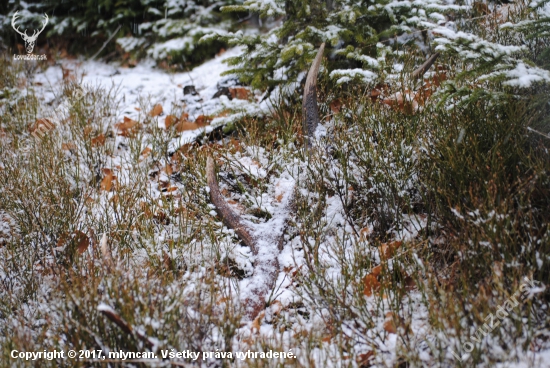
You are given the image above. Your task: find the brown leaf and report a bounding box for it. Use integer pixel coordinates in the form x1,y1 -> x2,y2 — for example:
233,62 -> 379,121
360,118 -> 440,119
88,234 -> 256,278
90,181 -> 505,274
330,99 -> 343,113
62,143 -> 76,150
356,351 -> 374,367
379,241 -> 402,260
74,230 -> 90,254
359,227 -> 371,240
229,87 -> 250,100
383,312 -> 397,334
363,274 -> 380,297
83,126 -> 93,137
174,121 -> 201,132
140,147 -> 152,157
180,112 -> 189,121
91,134 -> 105,146
163,251 -> 173,270
195,115 -> 213,126
371,265 -> 382,277
251,311 -> 265,333
100,168 -> 116,192
149,104 -> 163,117
164,115 -> 178,128
115,116 -> 138,131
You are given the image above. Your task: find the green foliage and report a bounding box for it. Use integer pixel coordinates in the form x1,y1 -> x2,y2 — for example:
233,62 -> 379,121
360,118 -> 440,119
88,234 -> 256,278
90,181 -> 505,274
0,0 -> 241,67
205,0 -> 466,91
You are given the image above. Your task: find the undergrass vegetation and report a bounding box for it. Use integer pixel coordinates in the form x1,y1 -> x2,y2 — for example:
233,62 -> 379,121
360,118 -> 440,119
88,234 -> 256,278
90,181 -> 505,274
1,37 -> 549,368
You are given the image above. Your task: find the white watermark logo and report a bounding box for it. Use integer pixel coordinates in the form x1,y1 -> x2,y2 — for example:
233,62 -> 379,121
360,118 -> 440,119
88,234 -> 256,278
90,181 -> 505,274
12,11 -> 48,60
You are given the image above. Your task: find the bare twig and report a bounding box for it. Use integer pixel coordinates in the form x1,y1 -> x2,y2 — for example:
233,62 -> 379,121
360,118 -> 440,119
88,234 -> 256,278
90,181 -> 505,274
412,52 -> 440,80
302,43 -> 325,148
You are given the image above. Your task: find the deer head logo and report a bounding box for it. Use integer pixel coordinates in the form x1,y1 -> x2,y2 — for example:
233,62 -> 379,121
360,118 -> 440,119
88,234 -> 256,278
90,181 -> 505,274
12,11 -> 48,54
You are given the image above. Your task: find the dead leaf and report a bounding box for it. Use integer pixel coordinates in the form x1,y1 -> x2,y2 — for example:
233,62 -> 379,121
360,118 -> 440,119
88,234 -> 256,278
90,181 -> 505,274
383,312 -> 397,334
330,99 -> 343,113
356,351 -> 374,367
359,227 -> 371,240
404,275 -> 416,291
83,126 -> 93,137
149,104 -> 163,117
115,116 -> 138,131
141,147 -> 152,157
229,87 -> 250,100
163,251 -> 173,270
251,311 -> 265,333
74,230 -> 90,254
217,48 -> 226,56
91,134 -> 105,146
195,115 -> 212,126
363,274 -> 380,297
100,168 -> 116,192
164,115 -> 178,128
379,241 -> 402,260
62,143 -> 76,150
174,121 -> 201,132
371,265 -> 382,277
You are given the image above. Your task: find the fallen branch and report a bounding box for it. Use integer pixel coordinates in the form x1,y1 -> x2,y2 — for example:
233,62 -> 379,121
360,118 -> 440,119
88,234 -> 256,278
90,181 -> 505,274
412,52 -> 440,80
302,43 -> 325,148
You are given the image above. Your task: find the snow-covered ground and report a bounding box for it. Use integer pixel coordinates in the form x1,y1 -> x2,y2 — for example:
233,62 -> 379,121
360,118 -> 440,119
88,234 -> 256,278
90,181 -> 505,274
33,47 -> 261,152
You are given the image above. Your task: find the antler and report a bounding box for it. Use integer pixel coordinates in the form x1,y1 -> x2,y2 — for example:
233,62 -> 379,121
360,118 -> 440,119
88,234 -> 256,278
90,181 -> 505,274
11,11 -> 27,37
412,52 -> 440,80
302,42 -> 325,149
206,156 -> 256,251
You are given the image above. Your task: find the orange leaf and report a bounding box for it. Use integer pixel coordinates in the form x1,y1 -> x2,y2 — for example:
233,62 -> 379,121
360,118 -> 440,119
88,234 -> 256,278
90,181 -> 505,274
363,274 -> 380,297
141,147 -> 152,157
251,311 -> 265,333
229,87 -> 250,100
379,241 -> 402,260
195,115 -> 213,126
149,104 -> 163,117
164,115 -> 178,128
62,143 -> 76,150
100,169 -> 116,192
115,116 -> 138,131
371,265 -> 382,277
356,351 -> 374,366
383,312 -> 397,334
180,112 -> 189,121
91,134 -> 105,146
174,121 -> 201,132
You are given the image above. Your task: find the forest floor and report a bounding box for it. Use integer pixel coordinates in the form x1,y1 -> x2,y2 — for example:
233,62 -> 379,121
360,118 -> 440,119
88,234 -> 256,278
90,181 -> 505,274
1,44 -> 549,367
